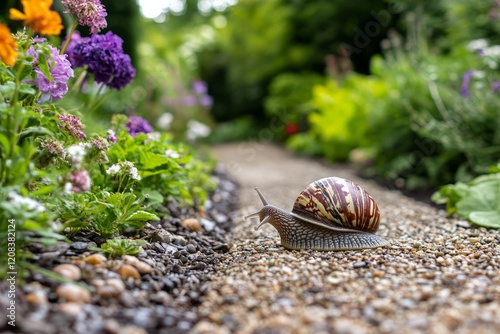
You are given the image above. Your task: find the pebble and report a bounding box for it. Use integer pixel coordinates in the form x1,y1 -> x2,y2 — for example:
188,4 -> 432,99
25,289 -> 48,306
84,253 -> 107,266
122,255 -> 153,274
56,283 -> 91,303
181,218 -> 203,232
95,278 -> 125,299
53,264 -> 82,280
116,264 -> 141,280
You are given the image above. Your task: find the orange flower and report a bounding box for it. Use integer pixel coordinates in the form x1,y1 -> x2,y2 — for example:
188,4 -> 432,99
0,24 -> 18,67
9,0 -> 63,36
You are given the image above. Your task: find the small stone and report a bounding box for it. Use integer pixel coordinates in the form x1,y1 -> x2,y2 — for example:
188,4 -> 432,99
400,298 -> 415,309
213,243 -> 232,252
468,237 -> 481,243
53,264 -> 82,281
58,302 -> 83,316
181,218 -> 202,232
84,253 -> 107,267
171,235 -> 188,246
200,218 -> 216,232
457,220 -> 471,228
70,242 -> 89,251
56,283 -> 91,303
122,255 -> 153,274
255,246 -> 265,252
116,264 -> 141,280
25,289 -> 48,306
150,230 -> 172,243
353,261 -> 367,268
186,244 -> 197,254
95,278 -> 125,299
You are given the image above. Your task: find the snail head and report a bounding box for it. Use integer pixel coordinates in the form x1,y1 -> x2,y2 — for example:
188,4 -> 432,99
244,187 -> 274,230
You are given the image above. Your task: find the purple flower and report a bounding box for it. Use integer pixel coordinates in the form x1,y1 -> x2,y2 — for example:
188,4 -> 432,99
126,116 -> 153,137
491,81 -> 500,93
58,114 -> 87,140
67,168 -> 91,192
192,80 -> 208,95
199,94 -> 214,107
63,30 -> 83,63
460,70 -> 475,97
107,129 -> 116,143
183,95 -> 196,106
70,31 -> 135,90
27,45 -> 74,101
61,0 -> 107,35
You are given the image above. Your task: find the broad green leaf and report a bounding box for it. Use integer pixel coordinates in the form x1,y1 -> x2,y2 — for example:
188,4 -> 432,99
456,176 -> 500,229
139,151 -> 172,170
469,211 -> 500,228
127,210 -> 160,222
142,188 -> 164,207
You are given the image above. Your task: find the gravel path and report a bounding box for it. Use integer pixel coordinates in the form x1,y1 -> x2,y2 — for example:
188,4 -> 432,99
193,142 -> 500,334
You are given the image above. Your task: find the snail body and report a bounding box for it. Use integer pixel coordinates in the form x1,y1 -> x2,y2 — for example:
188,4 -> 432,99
245,177 -> 388,251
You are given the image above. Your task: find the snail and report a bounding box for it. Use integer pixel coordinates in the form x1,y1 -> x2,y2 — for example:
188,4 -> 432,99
245,177 -> 389,251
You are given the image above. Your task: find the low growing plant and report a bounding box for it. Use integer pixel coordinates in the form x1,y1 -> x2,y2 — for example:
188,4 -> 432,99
432,172 -> 500,229
0,0 -> 217,280
89,237 -> 147,258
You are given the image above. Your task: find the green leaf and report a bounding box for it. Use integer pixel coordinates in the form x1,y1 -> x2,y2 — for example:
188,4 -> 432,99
142,188 -> 164,207
19,126 -> 55,138
126,210 -> 160,222
469,211 -> 500,228
32,185 -> 56,196
0,133 -> 11,156
455,174 -> 500,228
18,83 -> 37,95
139,151 -> 172,170
37,51 -> 53,82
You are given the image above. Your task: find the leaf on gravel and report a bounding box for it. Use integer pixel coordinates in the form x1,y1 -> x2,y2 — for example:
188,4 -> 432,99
127,210 -> 160,222
455,174 -> 500,228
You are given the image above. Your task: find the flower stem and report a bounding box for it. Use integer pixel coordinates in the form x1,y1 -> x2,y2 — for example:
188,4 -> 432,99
60,22 -> 78,55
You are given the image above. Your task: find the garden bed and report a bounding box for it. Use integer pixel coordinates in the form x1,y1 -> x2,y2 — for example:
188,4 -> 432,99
0,166 -> 239,334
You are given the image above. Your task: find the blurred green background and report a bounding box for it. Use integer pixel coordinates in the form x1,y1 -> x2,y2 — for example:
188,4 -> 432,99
2,0 -> 500,193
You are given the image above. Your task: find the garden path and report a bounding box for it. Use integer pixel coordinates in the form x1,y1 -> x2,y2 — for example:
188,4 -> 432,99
193,142 -> 500,334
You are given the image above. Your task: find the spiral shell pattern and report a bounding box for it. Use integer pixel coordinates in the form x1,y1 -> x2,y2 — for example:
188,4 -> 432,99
292,177 -> 380,233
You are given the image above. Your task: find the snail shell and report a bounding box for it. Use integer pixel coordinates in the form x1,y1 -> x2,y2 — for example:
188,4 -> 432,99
291,177 -> 380,234
245,177 -> 388,251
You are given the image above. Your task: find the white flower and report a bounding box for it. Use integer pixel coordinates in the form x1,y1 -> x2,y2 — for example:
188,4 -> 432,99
165,149 -> 181,158
106,164 -> 121,175
145,132 -> 161,142
64,182 -> 73,193
467,39 -> 488,52
8,191 -> 46,212
129,167 -> 141,180
157,113 -> 173,130
186,120 -> 211,141
482,45 -> 500,57
67,143 -> 89,165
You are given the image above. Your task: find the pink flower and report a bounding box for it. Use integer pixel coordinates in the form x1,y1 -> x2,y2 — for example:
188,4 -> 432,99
58,114 -> 87,140
61,0 -> 107,35
107,129 -> 116,143
67,168 -> 91,192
